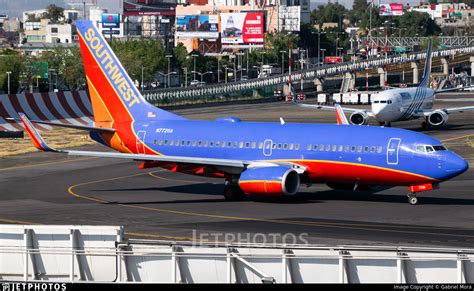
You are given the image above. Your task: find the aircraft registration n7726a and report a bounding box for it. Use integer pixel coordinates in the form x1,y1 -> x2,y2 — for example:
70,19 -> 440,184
17,21 -> 469,205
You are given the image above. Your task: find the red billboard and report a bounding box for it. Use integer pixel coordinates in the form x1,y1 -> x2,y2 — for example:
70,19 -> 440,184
324,56 -> 343,64
220,12 -> 264,44
379,4 -> 404,16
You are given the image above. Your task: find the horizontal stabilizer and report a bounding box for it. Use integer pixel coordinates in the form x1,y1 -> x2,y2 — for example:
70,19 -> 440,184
7,117 -> 115,133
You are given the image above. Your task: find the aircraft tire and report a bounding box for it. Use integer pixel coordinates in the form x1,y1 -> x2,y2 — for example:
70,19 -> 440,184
224,185 -> 245,201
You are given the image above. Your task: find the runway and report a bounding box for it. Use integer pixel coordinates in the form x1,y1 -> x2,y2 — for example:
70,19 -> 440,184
1,94 -> 474,247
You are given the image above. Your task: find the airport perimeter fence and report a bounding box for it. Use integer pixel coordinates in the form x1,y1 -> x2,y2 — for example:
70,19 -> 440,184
0,225 -> 473,283
143,46 -> 474,102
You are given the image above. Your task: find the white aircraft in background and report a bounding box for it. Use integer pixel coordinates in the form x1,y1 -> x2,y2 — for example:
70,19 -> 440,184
296,39 -> 474,129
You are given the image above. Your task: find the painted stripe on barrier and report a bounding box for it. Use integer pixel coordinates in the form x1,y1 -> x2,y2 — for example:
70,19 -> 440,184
0,117 -> 18,131
79,90 -> 93,113
73,91 -> 93,117
49,93 -> 83,125
25,93 -> 49,121
56,92 -> 88,125
32,93 -> 57,121
1,95 -> 31,131
40,92 -> 72,124
64,91 -> 93,124
9,94 -> 50,131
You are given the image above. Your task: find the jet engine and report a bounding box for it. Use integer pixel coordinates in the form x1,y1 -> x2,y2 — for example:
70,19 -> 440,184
239,166 -> 300,196
349,112 -> 369,125
427,110 -> 448,127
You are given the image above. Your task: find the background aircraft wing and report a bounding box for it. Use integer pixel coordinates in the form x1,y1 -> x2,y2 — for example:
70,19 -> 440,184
295,103 -> 375,117
421,106 -> 474,116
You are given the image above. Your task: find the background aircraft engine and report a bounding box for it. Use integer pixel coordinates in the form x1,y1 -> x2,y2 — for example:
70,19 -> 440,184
239,166 -> 300,196
349,112 -> 369,125
428,110 -> 448,127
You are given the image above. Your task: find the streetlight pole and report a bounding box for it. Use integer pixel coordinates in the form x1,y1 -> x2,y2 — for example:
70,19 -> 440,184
165,54 -> 172,88
6,71 -> 11,94
320,49 -> 326,65
279,50 -> 286,74
192,54 -> 198,83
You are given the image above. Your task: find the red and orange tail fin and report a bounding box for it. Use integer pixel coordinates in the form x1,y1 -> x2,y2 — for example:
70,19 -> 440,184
76,20 -> 184,123
19,113 -> 57,152
335,104 -> 349,125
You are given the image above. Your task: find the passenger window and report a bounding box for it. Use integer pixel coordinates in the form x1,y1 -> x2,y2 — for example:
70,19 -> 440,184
326,145 -> 331,151
175,140 -> 179,146
338,145 -> 343,152
164,140 -> 168,145
351,146 -> 356,152
370,146 -> 375,153
181,140 -> 185,146
289,143 -> 294,150
320,144 -> 324,151
272,143 -> 277,149
295,144 -> 300,150
245,142 -> 250,148
377,146 -> 382,153
258,142 -> 263,149
198,141 -> 202,147
209,141 -> 214,147
187,141 -> 191,146
203,141 -> 208,147
313,144 -> 318,151
284,144 -> 288,150
332,145 -> 337,151
364,146 -> 369,152
233,142 -> 238,148
307,144 -> 312,151
192,140 -> 196,147
159,140 -> 163,145
239,142 -> 244,148
357,146 -> 362,152
170,140 -> 174,146
344,145 -> 349,152
227,142 -> 232,148
278,143 -> 282,149
221,142 -> 226,148
251,142 -> 256,149
216,141 -> 220,147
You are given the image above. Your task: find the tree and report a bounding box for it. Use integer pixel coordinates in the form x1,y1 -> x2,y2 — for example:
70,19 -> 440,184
172,43 -> 191,70
42,4 -> 65,24
110,39 -> 166,87
311,3 -> 348,27
394,11 -> 441,37
0,50 -> 24,94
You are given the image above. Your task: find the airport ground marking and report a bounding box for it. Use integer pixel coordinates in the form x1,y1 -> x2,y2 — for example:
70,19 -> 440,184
0,157 -> 97,172
66,170 -> 474,240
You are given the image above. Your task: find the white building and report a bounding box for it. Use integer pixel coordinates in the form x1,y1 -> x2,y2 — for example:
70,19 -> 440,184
46,23 -> 76,43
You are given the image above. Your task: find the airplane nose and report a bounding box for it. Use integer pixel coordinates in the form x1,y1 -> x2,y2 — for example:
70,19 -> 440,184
443,154 -> 469,179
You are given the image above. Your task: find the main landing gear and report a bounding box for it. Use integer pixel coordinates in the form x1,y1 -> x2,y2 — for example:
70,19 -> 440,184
223,179 -> 245,201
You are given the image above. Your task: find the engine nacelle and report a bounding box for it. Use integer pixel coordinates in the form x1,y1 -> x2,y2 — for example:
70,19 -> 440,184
427,110 -> 448,127
239,166 -> 300,196
349,112 -> 369,125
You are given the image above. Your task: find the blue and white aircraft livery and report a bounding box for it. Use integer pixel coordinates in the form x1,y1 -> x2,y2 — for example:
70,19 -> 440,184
297,40 -> 474,129
18,21 -> 469,205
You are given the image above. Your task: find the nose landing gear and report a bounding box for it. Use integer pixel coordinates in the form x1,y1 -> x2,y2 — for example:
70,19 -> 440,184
406,183 -> 435,205
407,193 -> 418,205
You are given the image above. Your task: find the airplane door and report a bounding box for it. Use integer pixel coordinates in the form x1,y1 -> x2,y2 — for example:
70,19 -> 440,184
263,139 -> 273,157
136,130 -> 146,154
387,138 -> 401,165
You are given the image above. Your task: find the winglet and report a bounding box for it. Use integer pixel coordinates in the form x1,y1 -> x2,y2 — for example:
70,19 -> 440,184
19,113 -> 57,152
335,104 -> 349,125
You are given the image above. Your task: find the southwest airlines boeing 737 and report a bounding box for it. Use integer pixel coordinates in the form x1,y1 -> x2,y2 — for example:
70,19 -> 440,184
296,40 -> 474,129
17,21 -> 469,205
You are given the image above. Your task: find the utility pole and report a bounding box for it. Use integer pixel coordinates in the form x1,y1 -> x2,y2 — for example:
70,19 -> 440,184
280,50 -> 286,74
166,54 -> 172,88
192,54 -> 198,83
141,65 -> 144,91
6,71 -> 11,94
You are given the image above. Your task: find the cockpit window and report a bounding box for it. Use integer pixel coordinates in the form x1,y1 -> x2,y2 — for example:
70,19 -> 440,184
373,101 -> 379,103
425,146 -> 434,153
433,145 -> 447,151
415,145 -> 426,153
380,100 -> 387,103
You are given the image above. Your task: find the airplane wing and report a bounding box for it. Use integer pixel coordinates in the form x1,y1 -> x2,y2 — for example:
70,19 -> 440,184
414,106 -> 474,118
7,117 -> 115,133
294,102 -> 375,117
18,113 -> 306,174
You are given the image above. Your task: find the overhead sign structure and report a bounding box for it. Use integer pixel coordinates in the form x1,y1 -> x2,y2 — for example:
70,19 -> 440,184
175,15 -> 219,39
102,13 -> 120,28
379,4 -> 404,16
220,12 -> 264,45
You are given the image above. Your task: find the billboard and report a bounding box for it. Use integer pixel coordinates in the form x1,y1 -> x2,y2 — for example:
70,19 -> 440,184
123,0 -> 175,16
324,56 -> 343,64
175,15 -> 219,39
220,12 -> 264,44
102,13 -> 120,28
379,4 -> 404,16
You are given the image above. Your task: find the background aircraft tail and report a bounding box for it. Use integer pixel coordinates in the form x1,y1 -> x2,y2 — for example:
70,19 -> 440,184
419,39 -> 432,88
76,20 -> 184,123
